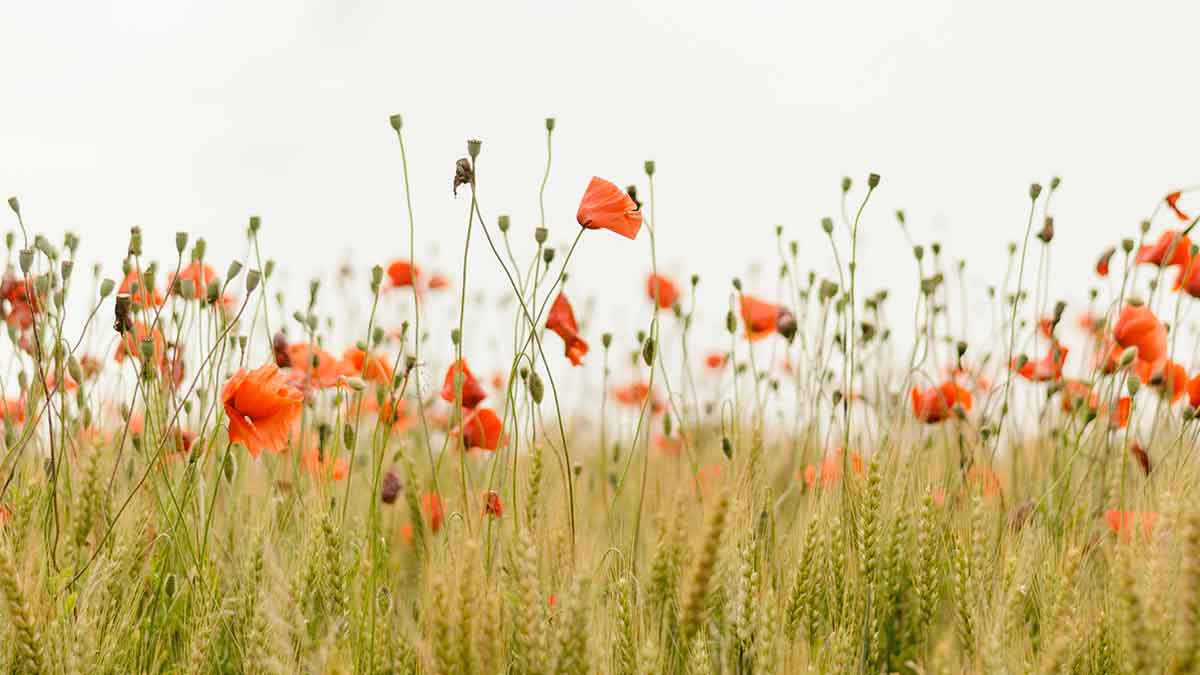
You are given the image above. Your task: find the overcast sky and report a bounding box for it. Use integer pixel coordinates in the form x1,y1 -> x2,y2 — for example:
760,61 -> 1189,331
3,0 -> 1199,369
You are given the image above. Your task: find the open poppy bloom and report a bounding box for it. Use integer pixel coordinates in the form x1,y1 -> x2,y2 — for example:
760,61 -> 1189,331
911,381 -> 972,423
1105,510 -> 1157,542
115,321 -> 166,371
287,343 -> 348,389
546,292 -> 589,367
301,447 -> 348,481
646,274 -> 679,310
169,262 -> 217,298
1167,191 -> 1191,222
455,407 -> 504,451
1113,304 -> 1167,367
441,359 -> 487,409
613,381 -> 665,414
119,269 -> 164,307
0,275 -> 39,330
1136,230 -> 1192,280
422,492 -> 444,533
577,176 -> 642,239
704,352 -> 727,370
1134,359 -> 1188,404
1095,247 -> 1115,278
482,490 -> 503,518
801,449 -> 865,488
739,295 -> 781,341
222,363 -> 304,458
342,346 -> 393,385
386,260 -> 420,288
1013,343 -> 1068,382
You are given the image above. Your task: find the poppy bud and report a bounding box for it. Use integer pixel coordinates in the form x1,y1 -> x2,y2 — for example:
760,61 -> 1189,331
543,248 -> 555,265
821,217 -> 834,235
725,311 -> 736,334
1127,377 -> 1140,396
732,277 -> 742,291
895,210 -> 906,225
450,329 -> 461,345
34,235 -> 57,259
775,224 -> 783,236
193,238 -> 207,261
389,114 -> 403,131
139,337 -> 155,362
226,260 -> 243,282
663,413 -> 672,437
498,215 -> 510,233
931,242 -> 942,256
18,249 -> 33,274
245,269 -> 261,293
381,468 -> 402,504
1185,406 -> 1197,423
1050,176 -> 1061,191
1029,183 -> 1042,200
956,340 -> 968,358
342,376 -> 366,392
128,226 -> 143,256
573,463 -> 583,477
529,371 -> 544,403
467,139 -> 481,159
1014,354 -> 1029,370
68,355 -> 83,384
223,451 -> 235,482
602,332 -> 613,349
867,173 -> 880,189
545,117 -> 556,132
3,232 -> 11,250
722,436 -> 733,459
841,177 -> 852,193
370,265 -> 383,290
535,227 -> 548,244
691,274 -> 699,286
642,337 -> 656,366
644,160 -> 655,176
248,215 -> 261,234
6,196 -> 19,215
1119,347 -> 1139,367
832,390 -> 843,406
789,241 -> 798,257
913,245 -> 924,261
343,423 -> 356,450
519,366 -> 529,381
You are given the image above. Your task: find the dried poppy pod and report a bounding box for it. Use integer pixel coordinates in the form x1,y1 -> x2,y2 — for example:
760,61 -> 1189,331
381,468 -> 402,505
113,293 -> 134,334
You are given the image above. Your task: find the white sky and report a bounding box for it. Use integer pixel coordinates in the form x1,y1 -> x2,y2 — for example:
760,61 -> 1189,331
3,0 -> 1199,373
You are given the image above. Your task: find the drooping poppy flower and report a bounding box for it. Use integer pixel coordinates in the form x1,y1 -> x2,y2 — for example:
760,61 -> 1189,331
482,490 -> 503,518
1095,247 -> 1115,278
1129,442 -> 1151,476
1113,304 -> 1167,367
1013,343 -> 1068,382
646,274 -> 679,310
739,295 -> 780,341
441,359 -> 487,409
1167,191 -> 1191,223
221,362 -> 304,458
911,381 -> 973,424
386,260 -> 420,288
286,343 -> 348,389
342,346 -> 393,385
118,269 -> 164,307
422,492 -> 444,533
576,176 -> 642,239
801,449 -> 865,488
546,293 -> 589,367
115,321 -> 166,371
1105,510 -> 1157,542
704,352 -> 727,370
0,275 -> 39,330
301,447 -> 349,481
613,382 -> 665,414
1136,230 -> 1192,273
168,262 -> 217,299
455,407 -> 504,451
1134,359 -> 1188,404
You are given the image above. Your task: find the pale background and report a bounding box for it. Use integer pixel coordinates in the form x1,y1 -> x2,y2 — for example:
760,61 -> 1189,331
3,0 -> 1199,376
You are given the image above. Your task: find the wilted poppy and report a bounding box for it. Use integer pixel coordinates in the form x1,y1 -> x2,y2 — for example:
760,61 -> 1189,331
1105,510 -> 1157,542
546,293 -> 589,367
222,362 -> 304,458
646,274 -> 679,310
911,381 -> 972,423
1129,441 -> 1151,476
386,260 -> 420,288
342,346 -> 393,385
1167,191 -> 1191,223
576,176 -> 642,239
482,490 -> 503,518
456,407 -> 504,451
441,359 -> 487,409
1113,304 -> 1167,367
739,295 -> 780,341
1013,343 -> 1068,382
1095,247 -> 1115,278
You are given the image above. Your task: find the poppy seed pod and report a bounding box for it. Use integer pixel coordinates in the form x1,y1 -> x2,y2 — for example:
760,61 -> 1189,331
370,265 -> 383,289
450,329 -> 461,346
18,249 -> 33,274
1140,220 -> 1151,234
388,113 -> 403,131
1029,183 -> 1042,200
776,309 -> 797,342
691,274 -> 699,286
732,278 -> 742,291
128,226 -> 143,256
179,279 -> 195,300
193,237 -> 207,261
498,215 -> 510,233
535,227 -> 548,244
343,423 -> 356,449
206,281 -> 220,305
60,259 -> 73,282
644,160 -> 655,176
1121,238 -> 1135,253
913,245 -> 924,261
896,209 -> 906,224
467,139 -> 481,159
248,215 -> 261,234
602,333 -> 612,348
226,260 -> 243,281
868,173 -> 880,189
245,269 -> 261,293
841,177 -> 852,193
821,217 -> 834,235
100,278 -> 115,298
175,232 -> 189,254
1127,376 -> 1140,396
545,117 -> 556,132
543,248 -> 555,265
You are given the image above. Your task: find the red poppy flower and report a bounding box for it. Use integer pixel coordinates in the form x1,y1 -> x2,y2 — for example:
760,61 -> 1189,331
739,295 -> 780,341
1038,317 -> 1055,339
222,363 -> 304,458
1110,397 -> 1132,429
576,176 -> 642,239
342,347 -> 393,385
1113,304 -> 1167,367
0,276 -> 39,330
1136,230 -> 1192,272
1095,247 -> 1115,278
967,466 -> 1002,498
1134,359 -> 1188,404
422,492 -> 444,533
693,464 -> 722,497
801,449 -> 865,488
910,381 -> 972,424
1167,191 -> 1191,223
654,434 -> 682,457
1,399 -> 24,423
427,273 -> 451,291
546,293 -> 589,367
441,359 -> 487,409
115,321 -> 166,370
613,382 -> 665,414
287,343 -> 348,388
646,274 -> 679,310
1060,379 -> 1098,413
1105,510 -> 1157,542
302,447 -> 348,481
118,269 -> 164,307
1187,373 -> 1200,409
169,262 -> 217,298
456,407 -> 504,451
386,260 -> 420,288
369,395 -> 410,432
482,490 -> 503,518
1013,343 -> 1068,382
704,352 -> 727,370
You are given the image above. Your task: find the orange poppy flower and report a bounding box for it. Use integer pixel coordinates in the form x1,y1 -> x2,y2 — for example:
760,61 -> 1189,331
222,362 -> 304,458
168,262 -> 217,298
1136,229 -> 1192,273
911,381 -> 972,424
546,292 -> 589,367
422,492 -> 444,533
1095,246 -> 1115,278
1060,379 -> 1098,413
704,352 -> 726,370
118,269 -> 164,307
654,434 -> 682,457
301,447 -> 348,481
1105,509 -> 1157,542
44,373 -> 78,396
1134,359 -> 1188,404
386,260 -> 420,288
1179,258 -> 1200,299
399,522 -> 414,545
1037,316 -> 1055,339
739,295 -> 780,341
967,466 -> 1002,498
1167,191 -> 1191,223
576,176 -> 642,239
115,321 -> 166,370
342,346 -> 393,385
427,273 -> 451,291
0,504 -> 9,529
455,407 -> 504,451
1110,397 -> 1132,429
365,395 -> 410,432
694,464 -> 723,497
1113,304 -> 1167,367
482,490 -> 503,519
801,449 -> 865,488
287,343 -> 347,389
613,382 -> 664,414
1,399 -> 25,423
1013,343 -> 1068,382
0,276 -> 38,330
646,274 -> 679,310
441,359 -> 487,409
